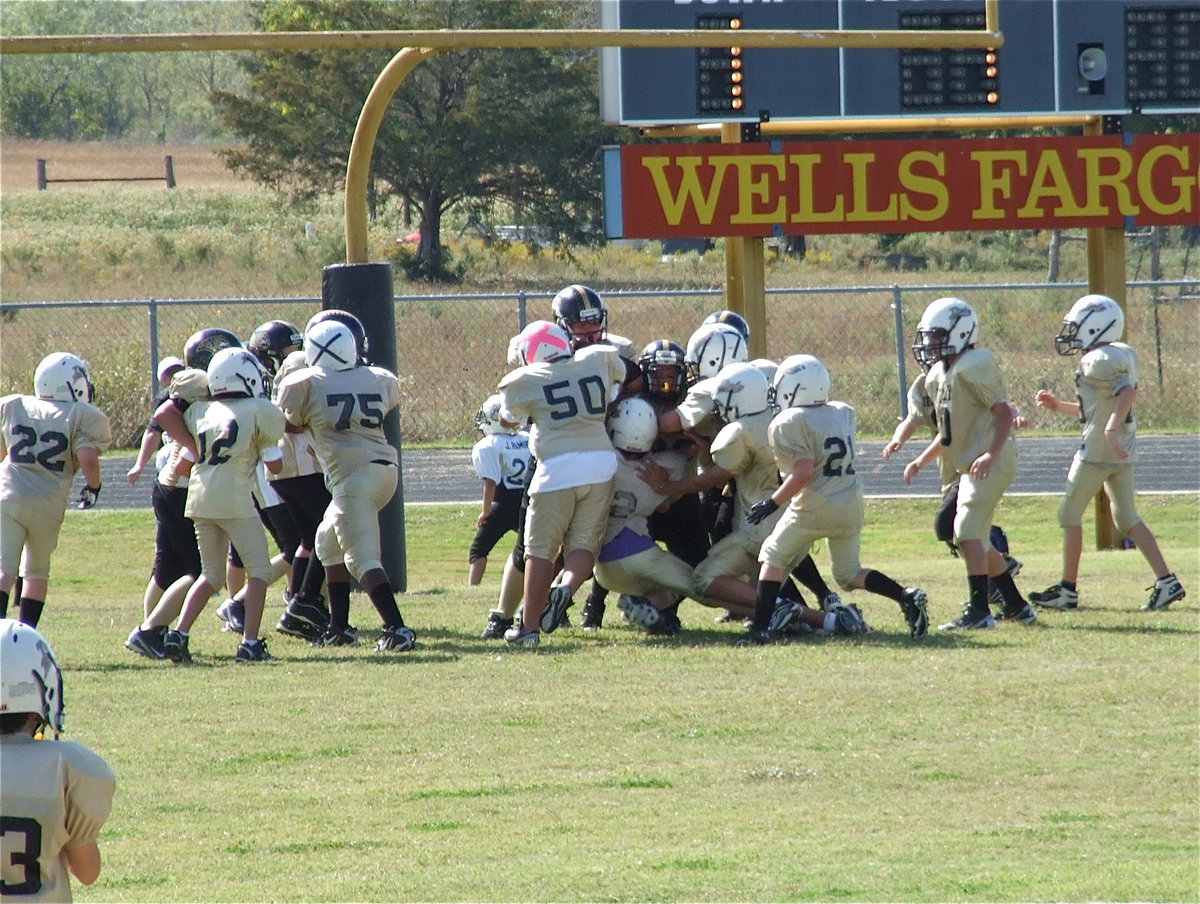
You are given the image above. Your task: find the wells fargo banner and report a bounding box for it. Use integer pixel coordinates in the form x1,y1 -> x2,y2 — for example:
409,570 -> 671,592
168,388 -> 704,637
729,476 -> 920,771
618,134 -> 1199,237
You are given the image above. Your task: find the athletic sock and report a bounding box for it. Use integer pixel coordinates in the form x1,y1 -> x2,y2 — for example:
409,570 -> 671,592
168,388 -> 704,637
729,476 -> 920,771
18,598 -> 44,628
967,574 -> 990,613
368,582 -> 404,628
752,579 -> 782,633
791,555 -> 831,599
862,569 -> 904,603
327,582 -> 352,631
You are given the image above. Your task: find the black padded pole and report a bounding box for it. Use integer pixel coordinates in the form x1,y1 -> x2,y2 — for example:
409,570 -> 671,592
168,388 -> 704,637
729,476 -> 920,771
321,262 -> 407,591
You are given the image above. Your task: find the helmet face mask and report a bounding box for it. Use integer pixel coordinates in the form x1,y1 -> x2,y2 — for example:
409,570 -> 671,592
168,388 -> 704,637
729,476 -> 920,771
552,285 -> 607,349
249,320 -> 303,376
184,328 -> 242,371
639,340 -> 686,401
475,394 -> 513,435
34,353 -> 93,403
1,618 -> 65,736
774,354 -> 830,408
685,323 -> 749,384
607,396 -> 658,455
1056,294 -> 1124,356
914,297 -> 978,367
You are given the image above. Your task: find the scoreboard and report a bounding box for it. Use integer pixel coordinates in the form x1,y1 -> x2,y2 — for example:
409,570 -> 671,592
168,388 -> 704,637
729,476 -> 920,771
599,0 -> 1200,125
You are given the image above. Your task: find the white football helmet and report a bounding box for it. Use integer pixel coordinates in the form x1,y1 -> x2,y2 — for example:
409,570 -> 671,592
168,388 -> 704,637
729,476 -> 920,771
913,297 -> 979,367
711,362 -> 772,422
686,322 -> 748,383
475,394 -> 514,435
207,347 -> 265,398
304,320 -> 360,371
0,618 -> 65,735
774,354 -> 831,408
750,357 -> 778,388
1056,294 -> 1125,355
514,320 -> 572,365
33,352 -> 93,403
608,396 -> 659,454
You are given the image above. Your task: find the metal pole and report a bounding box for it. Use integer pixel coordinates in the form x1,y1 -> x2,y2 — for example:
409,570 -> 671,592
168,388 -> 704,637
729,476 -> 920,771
891,285 -> 909,421
147,298 -> 160,402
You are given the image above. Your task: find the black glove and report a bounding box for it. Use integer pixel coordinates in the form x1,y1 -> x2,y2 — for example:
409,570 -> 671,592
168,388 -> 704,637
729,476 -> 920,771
78,484 -> 101,510
746,497 -> 779,525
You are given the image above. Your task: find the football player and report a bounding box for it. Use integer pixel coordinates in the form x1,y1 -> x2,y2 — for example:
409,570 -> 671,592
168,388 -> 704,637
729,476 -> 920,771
276,314 -> 416,652
903,297 -> 1036,630
1,619 -> 116,897
497,320 -> 629,647
0,353 -> 112,627
469,394 -> 531,587
747,355 -> 929,643
158,347 -> 286,662
1031,294 -> 1186,612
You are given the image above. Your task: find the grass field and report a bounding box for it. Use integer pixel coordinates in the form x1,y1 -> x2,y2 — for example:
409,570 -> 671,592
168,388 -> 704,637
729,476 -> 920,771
31,495 -> 1200,903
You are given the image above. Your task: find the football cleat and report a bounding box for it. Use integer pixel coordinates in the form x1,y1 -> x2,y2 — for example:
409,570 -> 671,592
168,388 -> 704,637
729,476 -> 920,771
1029,583 -> 1079,611
163,629 -> 192,663
375,625 -> 416,652
820,592 -> 844,612
540,584 -> 574,634
617,594 -> 662,630
235,638 -> 273,662
311,625 -> 360,648
1001,600 -> 1038,625
125,625 -> 167,660
503,624 -> 541,648
900,588 -> 929,639
937,606 -> 996,631
829,601 -> 871,636
481,609 -> 514,640
767,599 -> 804,636
580,599 -> 606,631
216,598 -> 245,633
1142,574 -> 1186,611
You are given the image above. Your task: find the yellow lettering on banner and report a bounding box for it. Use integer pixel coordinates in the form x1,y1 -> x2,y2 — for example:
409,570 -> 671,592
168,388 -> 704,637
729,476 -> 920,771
641,155 -> 726,226
1137,145 -> 1193,216
972,151 -> 1027,219
898,151 -> 948,222
1017,151 -> 1085,218
788,154 -> 845,223
844,153 -> 898,222
1078,149 -> 1137,216
708,155 -> 788,225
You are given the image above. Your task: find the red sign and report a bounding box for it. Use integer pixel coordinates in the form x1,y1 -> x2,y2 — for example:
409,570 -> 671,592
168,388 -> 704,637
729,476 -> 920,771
620,134 -> 1200,237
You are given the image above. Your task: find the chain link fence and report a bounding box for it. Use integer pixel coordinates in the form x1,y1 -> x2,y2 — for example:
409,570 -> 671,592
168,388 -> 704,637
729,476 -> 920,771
1,280 -> 1196,449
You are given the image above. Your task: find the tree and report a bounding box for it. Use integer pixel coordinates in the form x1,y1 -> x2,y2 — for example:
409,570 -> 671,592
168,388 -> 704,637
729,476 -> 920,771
212,0 -> 612,281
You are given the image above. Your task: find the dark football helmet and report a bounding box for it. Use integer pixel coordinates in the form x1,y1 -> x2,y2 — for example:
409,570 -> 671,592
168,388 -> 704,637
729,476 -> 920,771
702,309 -> 750,340
552,284 -> 607,349
248,320 -> 303,376
306,309 -> 368,365
639,339 -> 686,402
183,327 -> 242,371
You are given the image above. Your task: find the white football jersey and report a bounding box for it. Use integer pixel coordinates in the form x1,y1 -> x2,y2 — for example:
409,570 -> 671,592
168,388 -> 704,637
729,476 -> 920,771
1075,342 -> 1137,463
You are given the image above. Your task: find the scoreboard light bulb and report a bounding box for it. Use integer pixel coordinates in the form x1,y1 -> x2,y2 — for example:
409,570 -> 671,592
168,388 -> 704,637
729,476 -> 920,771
730,18 -> 743,30
732,98 -> 744,110
731,47 -> 742,57
986,66 -> 998,77
731,71 -> 743,83
986,91 -> 999,104
731,86 -> 743,97
731,58 -> 743,70
985,52 -> 997,64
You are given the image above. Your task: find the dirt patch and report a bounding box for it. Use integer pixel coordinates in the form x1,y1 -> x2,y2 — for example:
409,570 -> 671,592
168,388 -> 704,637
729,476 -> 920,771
1,140 -> 254,193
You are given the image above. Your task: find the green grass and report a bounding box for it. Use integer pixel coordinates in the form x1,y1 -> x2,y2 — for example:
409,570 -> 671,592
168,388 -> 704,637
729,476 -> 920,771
33,496 -> 1200,902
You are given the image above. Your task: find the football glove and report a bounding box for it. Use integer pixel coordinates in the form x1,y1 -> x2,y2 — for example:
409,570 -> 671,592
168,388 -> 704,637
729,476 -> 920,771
78,483 -> 102,509
746,497 -> 779,525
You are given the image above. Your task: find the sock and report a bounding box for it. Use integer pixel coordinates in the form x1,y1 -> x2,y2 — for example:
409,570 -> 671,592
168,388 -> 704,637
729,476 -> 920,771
586,580 -> 609,609
778,578 -> 806,606
327,582 -> 352,631
299,559 -> 327,601
862,569 -> 905,603
288,557 -> 308,597
0,589 -> 8,617
791,555 -> 831,599
1061,579 -> 1077,592
967,574 -> 990,612
18,598 -> 44,628
991,571 -> 1024,608
368,582 -> 404,629
752,579 -> 782,632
